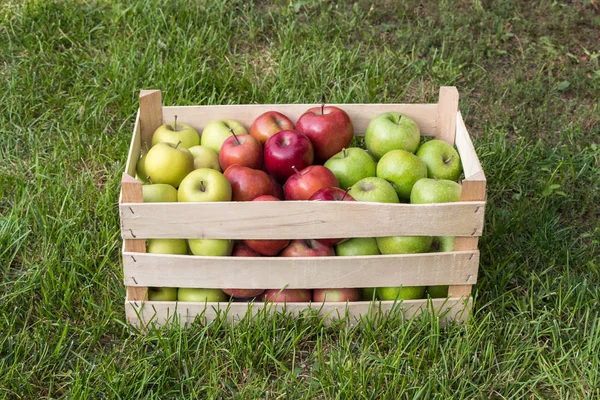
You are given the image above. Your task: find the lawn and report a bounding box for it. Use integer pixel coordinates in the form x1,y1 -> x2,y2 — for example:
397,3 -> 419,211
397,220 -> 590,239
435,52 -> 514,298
1,0 -> 599,398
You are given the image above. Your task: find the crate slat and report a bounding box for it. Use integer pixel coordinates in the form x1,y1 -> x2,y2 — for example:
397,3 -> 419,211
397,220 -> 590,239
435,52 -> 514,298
120,201 -> 485,240
123,250 -> 479,288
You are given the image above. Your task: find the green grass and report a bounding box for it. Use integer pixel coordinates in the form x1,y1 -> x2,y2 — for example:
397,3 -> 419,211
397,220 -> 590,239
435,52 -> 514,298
1,0 -> 599,398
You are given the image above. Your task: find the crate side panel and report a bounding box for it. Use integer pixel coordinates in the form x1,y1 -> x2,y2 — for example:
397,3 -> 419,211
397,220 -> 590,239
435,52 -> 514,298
120,201 -> 485,239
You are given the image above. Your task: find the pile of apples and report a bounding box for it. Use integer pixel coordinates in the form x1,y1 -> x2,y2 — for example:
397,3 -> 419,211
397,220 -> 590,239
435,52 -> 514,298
137,105 -> 463,303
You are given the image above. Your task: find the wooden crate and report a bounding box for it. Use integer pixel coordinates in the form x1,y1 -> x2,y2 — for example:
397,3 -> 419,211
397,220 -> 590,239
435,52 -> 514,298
120,87 -> 486,328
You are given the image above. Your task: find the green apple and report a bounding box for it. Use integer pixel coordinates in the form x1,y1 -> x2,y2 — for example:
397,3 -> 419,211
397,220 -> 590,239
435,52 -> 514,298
416,139 -> 462,181
348,177 -> 399,203
376,286 -> 426,300
188,145 -> 221,172
365,112 -> 421,160
188,239 -> 233,256
410,178 -> 462,204
144,142 -> 194,188
142,183 -> 178,203
152,117 -> 200,149
200,119 -> 247,154
376,236 -> 433,255
376,149 -> 427,202
432,236 -> 455,252
136,153 -> 149,183
177,288 -> 228,302
426,285 -> 449,298
148,287 -> 178,301
335,237 -> 380,256
178,168 -> 232,202
147,239 -> 188,255
323,147 -> 376,190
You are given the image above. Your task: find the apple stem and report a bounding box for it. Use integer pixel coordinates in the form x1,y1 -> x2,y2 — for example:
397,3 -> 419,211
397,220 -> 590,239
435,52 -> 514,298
321,93 -> 326,114
342,148 -> 347,158
444,154 -> 455,164
341,187 -> 351,201
175,140 -> 182,149
147,176 -> 153,185
199,180 -> 206,192
174,115 -> 178,132
230,128 -> 241,145
291,165 -> 301,176
397,114 -> 402,125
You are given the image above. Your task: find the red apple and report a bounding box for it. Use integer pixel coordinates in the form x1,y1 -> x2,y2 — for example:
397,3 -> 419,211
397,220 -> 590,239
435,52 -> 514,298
280,239 -> 335,257
224,165 -> 274,201
232,242 -> 262,257
295,105 -> 354,163
264,130 -> 314,183
269,175 -> 284,199
313,288 -> 361,302
284,165 -> 339,201
219,132 -> 263,171
263,289 -> 312,302
249,111 -> 295,144
308,187 -> 355,246
244,196 -> 290,256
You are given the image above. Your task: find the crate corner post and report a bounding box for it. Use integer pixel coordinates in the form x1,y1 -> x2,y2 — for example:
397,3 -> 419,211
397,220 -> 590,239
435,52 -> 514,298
139,89 -> 163,153
437,86 -> 459,144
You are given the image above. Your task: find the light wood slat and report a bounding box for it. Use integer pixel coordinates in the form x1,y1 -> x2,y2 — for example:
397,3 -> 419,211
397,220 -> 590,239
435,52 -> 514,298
139,90 -> 163,153
437,87 -> 459,144
161,103 -> 439,137
455,112 -> 485,180
124,110 -> 141,179
123,250 -> 479,289
119,201 -> 485,240
125,297 -> 472,328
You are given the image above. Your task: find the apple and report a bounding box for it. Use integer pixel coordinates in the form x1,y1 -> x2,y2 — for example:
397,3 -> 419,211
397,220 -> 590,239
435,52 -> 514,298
232,241 -> 263,257
136,153 -> 149,183
347,177 -> 399,203
188,145 -> 221,172
323,147 -> 377,190
219,132 -> 263,171
200,119 -> 247,154
426,285 -> 449,298
177,288 -> 228,302
432,236 -> 455,252
142,183 -> 178,203
151,116 -> 200,149
416,139 -> 462,181
313,288 -> 361,302
146,239 -> 188,255
410,178 -> 462,204
188,239 -> 233,256
270,175 -> 284,199
308,187 -> 355,246
263,289 -> 312,302
222,288 -> 265,299
144,142 -> 194,188
263,130 -> 314,183
361,288 -> 377,301
177,168 -> 232,202
224,165 -> 274,202
376,286 -> 426,300
249,111 -> 295,144
335,237 -> 380,256
296,105 -> 354,163
365,112 -> 421,160
283,165 -> 339,201
280,239 -> 335,257
243,195 -> 290,256
376,236 -> 433,255
376,149 -> 428,202
148,287 -> 178,301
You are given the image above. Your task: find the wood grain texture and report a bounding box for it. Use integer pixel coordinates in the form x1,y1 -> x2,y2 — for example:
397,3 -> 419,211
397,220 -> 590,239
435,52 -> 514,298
122,250 -> 479,288
121,173 -> 147,301
437,87 -> 459,144
124,110 -> 141,179
120,201 -> 485,240
455,112 -> 485,180
161,103 -> 439,136
139,90 -> 163,153
125,297 -> 472,328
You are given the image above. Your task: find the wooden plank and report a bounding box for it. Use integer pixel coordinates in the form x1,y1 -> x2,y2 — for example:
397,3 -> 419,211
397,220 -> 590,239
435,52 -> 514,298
139,90 -> 163,153
436,87 -> 459,145
120,201 -> 485,240
124,110 -> 141,179
125,297 -> 472,328
123,250 -> 479,289
161,103 -> 439,137
121,173 -> 147,302
455,112 -> 485,180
